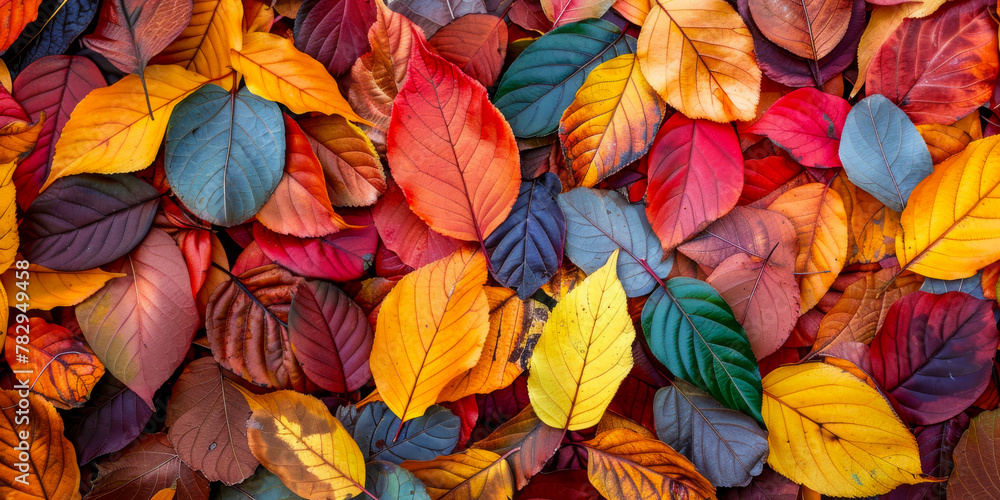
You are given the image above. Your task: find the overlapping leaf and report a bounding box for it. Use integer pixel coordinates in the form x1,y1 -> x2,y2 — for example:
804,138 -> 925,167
4,317 -> 104,409
0,391 -> 81,500
528,250 -> 635,431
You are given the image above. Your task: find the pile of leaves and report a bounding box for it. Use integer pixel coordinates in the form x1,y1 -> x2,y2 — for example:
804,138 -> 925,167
1,0 -> 1000,498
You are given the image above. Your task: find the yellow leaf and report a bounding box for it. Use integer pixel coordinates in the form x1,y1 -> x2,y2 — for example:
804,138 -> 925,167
437,287 -> 546,403
370,247 -> 491,422
907,0 -> 951,18
527,250 -> 635,431
768,183 -> 848,312
0,114 -> 44,169
851,3 -> 917,98
402,448 -> 514,500
237,389 -> 367,500
560,53 -> 666,187
763,362 -> 929,497
1,264 -> 125,311
583,429 -> 715,499
153,0 -> 244,79
897,135 -> 1000,279
0,59 -> 10,91
231,32 -> 369,123
0,391 -> 82,500
45,65 -> 209,190
809,267 -> 921,357
0,183 -> 16,273
637,0 -> 760,122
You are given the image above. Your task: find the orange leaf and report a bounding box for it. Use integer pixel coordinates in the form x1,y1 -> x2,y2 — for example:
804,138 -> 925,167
583,429 -> 715,499
1,264 -> 125,311
370,247 -> 490,422
298,114 -> 385,208
257,114 -> 351,238
809,267 -> 922,356
437,287 -> 546,403
0,390 -> 81,499
230,32 -> 368,123
387,37 -> 520,245
768,183 -> 849,312
637,0 -> 761,122
402,448 -> 515,500
0,0 -> 41,52
4,318 -> 104,409
542,0 -> 616,27
151,0 -> 244,79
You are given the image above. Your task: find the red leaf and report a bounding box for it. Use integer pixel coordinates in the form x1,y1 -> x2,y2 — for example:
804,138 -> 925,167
11,55 -> 106,209
868,0 -> 999,125
372,180 -> 465,269
387,35 -> 520,246
645,113 -> 743,251
293,0 -> 378,76
870,291 -> 1000,426
75,228 -> 199,407
287,279 -> 373,393
0,0 -> 41,52
739,155 -> 803,206
428,14 -> 508,87
253,210 -> 378,282
744,87 -> 851,169
257,114 -> 351,238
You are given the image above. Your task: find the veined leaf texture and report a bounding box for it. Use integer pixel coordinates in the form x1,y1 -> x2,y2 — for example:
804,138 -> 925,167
2,0 -> 1000,498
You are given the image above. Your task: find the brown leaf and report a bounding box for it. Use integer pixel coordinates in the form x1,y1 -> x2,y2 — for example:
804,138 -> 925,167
88,433 -> 210,500
166,358 -> 258,485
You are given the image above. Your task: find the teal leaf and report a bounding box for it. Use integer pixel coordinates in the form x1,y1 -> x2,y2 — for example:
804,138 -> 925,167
362,461 -> 431,500
493,18 -> 635,138
165,84 -> 285,226
352,402 -> 460,464
641,277 -> 763,424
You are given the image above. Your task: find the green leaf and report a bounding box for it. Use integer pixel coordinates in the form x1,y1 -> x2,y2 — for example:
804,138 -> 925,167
165,84 -> 285,226
493,18 -> 635,138
641,277 -> 763,423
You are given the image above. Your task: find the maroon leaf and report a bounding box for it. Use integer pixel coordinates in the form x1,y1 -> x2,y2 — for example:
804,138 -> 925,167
719,466 -> 800,499
515,470 -> 600,500
87,433 -> 210,500
883,413 -> 969,500
870,291 -> 1000,426
293,0 -> 378,76
64,374 -> 153,465
287,279 -> 374,393
10,55 -> 106,209
166,358 -> 258,485
474,404 -> 564,488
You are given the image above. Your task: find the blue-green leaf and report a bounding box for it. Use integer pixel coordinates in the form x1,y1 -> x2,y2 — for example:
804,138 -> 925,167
642,277 -> 762,424
217,468 -> 305,500
920,270 -> 986,300
839,94 -> 933,212
352,402 -> 460,464
362,461 -> 431,500
493,18 -> 635,138
165,84 -> 285,226
557,187 -> 672,297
